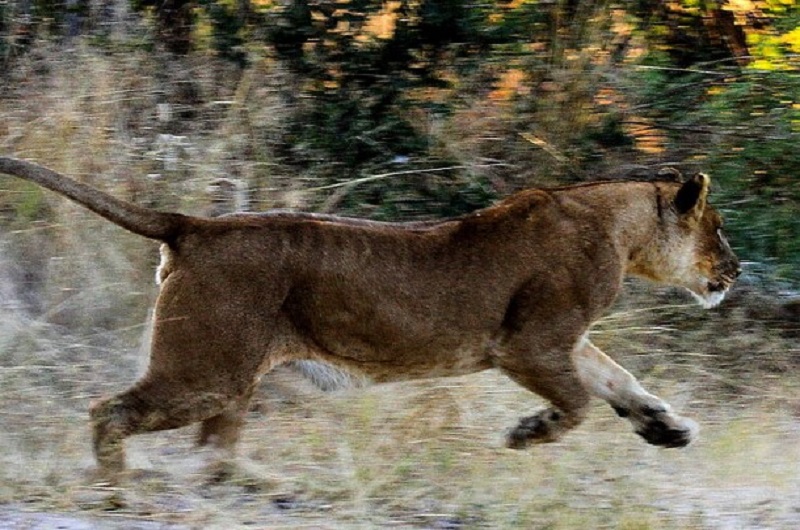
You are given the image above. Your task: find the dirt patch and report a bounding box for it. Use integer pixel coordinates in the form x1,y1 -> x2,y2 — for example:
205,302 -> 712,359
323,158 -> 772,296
0,510 -> 187,529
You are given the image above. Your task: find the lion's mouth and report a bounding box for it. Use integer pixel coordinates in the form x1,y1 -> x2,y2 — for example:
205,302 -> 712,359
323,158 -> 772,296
707,280 -> 727,293
693,289 -> 727,309
691,271 -> 740,309
709,269 -> 741,293
686,279 -> 732,309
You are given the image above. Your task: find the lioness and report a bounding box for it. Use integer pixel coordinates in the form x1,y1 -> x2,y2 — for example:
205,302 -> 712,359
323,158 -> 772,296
0,157 -> 740,478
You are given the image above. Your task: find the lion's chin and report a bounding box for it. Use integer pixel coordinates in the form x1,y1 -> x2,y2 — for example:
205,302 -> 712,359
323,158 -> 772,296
688,286 -> 727,309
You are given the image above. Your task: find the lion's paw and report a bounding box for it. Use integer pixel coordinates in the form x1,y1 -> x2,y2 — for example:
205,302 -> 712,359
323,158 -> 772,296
505,409 -> 563,449
634,406 -> 699,448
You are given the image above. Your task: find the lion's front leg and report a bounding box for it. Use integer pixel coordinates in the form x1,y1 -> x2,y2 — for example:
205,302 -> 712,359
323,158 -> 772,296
571,338 -> 698,448
495,350 -> 592,449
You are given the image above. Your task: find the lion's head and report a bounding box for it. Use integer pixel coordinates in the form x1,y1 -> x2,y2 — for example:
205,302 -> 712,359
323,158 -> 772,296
631,173 -> 741,308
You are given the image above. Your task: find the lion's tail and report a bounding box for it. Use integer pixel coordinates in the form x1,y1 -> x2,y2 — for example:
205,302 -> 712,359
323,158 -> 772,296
0,157 -> 185,242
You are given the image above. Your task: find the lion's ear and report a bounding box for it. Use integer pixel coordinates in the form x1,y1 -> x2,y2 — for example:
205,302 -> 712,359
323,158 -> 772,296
657,167 -> 683,181
674,173 -> 710,219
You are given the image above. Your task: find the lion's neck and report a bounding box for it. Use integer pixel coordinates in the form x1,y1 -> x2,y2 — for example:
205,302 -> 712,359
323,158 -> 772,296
608,183 -> 666,279
560,181 -> 662,276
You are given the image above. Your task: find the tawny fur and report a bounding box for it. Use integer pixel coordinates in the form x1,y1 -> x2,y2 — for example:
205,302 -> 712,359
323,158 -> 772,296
0,157 -> 740,478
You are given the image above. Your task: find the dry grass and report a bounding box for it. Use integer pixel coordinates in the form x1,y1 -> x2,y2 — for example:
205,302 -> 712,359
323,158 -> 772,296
1,45 -> 799,529
0,276 -> 798,529
0,323 -> 797,529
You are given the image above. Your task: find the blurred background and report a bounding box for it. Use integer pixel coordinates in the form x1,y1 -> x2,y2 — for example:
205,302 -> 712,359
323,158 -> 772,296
0,1 -> 798,528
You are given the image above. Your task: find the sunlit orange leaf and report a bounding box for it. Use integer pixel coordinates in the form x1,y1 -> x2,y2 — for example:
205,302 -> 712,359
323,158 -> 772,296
489,69 -> 526,101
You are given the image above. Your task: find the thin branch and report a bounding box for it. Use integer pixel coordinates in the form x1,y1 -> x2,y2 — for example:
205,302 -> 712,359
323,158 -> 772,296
625,64 -> 730,76
302,163 -> 509,192
621,119 -> 794,141
519,132 -> 567,163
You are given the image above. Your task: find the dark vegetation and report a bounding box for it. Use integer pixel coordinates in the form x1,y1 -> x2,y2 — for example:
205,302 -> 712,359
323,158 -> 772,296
2,1 -> 799,279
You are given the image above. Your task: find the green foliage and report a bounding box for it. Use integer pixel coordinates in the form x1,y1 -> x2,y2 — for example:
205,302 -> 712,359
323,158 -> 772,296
130,0 -> 195,54
627,47 -> 800,282
577,115 -> 635,168
198,0 -> 247,66
30,0 -> 67,29
262,0 -> 503,191
336,172 -> 497,221
288,97 -> 427,171
13,184 -> 48,224
632,0 -> 745,67
0,181 -> 49,227
630,51 -> 714,119
618,1 -> 800,284
700,72 -> 800,281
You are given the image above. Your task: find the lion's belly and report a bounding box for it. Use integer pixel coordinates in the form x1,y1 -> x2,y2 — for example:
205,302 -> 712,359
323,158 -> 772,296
286,298 -> 499,382
281,264 -> 510,382
317,334 -> 497,383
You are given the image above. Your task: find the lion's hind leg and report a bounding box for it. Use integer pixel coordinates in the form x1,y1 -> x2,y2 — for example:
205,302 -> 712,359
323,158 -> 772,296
571,338 -> 698,448
90,379 -> 238,479
197,383 -> 257,451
